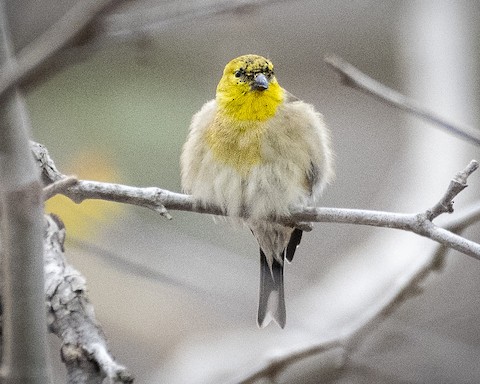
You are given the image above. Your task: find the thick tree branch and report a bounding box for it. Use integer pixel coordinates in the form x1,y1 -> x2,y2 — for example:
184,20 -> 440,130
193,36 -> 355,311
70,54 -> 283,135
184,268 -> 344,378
0,2 -> 124,382
0,5 -> 51,383
32,142 -> 480,261
44,214 -> 133,384
324,54 -> 480,146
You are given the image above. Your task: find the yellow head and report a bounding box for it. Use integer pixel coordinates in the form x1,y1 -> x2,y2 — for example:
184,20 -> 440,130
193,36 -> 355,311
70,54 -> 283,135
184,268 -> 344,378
216,54 -> 284,121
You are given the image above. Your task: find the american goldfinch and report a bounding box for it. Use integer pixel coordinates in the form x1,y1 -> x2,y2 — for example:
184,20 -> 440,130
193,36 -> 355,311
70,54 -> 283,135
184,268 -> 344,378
181,54 -> 333,328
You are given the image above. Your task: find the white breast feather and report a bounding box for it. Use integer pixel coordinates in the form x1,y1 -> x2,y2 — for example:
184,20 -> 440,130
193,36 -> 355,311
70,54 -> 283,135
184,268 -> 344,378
181,99 -> 333,220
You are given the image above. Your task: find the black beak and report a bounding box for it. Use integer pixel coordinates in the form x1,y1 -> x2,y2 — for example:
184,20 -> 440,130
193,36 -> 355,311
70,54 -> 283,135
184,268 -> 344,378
251,73 -> 269,91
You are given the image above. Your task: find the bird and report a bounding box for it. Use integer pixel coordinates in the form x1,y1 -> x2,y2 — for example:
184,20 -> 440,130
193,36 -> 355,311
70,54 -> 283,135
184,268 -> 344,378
181,54 -> 333,328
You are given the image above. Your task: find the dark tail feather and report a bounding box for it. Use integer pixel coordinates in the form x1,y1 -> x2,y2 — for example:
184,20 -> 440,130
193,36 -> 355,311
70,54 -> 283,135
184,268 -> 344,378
286,228 -> 303,262
257,249 -> 286,328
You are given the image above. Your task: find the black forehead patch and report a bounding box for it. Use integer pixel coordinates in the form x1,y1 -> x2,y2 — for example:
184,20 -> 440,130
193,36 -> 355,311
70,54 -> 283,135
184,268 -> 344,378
247,62 -> 269,72
240,56 -> 274,75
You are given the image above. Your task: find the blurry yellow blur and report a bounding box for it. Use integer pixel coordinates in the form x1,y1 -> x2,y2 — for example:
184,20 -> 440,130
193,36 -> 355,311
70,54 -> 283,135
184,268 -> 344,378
45,149 -> 123,240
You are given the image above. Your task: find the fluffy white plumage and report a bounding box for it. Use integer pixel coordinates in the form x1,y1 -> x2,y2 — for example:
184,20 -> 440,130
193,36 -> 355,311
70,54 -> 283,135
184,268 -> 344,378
182,99 -> 333,218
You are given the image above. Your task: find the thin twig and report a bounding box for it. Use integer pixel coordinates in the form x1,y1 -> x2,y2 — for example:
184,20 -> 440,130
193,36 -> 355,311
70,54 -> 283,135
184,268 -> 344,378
324,54 -> 480,146
427,160 -> 479,220
232,340 -> 345,384
289,207 -> 480,261
0,0 -> 116,99
32,141 -> 480,261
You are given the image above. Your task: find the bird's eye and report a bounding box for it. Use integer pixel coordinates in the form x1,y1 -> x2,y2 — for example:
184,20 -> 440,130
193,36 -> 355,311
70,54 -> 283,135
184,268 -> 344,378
234,70 -> 242,78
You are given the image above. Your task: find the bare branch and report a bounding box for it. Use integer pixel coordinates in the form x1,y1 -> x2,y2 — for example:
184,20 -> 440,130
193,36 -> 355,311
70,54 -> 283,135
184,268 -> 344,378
290,161 -> 480,260
42,175 -> 78,200
103,0 -> 295,38
232,340 -> 345,384
31,141 -> 64,183
427,160 -> 479,220
289,208 -> 480,260
324,54 -> 480,146
44,214 -> 133,384
32,141 -> 480,262
0,0 -> 116,98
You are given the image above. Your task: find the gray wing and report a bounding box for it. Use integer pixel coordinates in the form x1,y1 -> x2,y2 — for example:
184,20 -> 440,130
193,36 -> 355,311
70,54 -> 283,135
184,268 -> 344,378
305,160 -> 321,196
283,90 -> 324,196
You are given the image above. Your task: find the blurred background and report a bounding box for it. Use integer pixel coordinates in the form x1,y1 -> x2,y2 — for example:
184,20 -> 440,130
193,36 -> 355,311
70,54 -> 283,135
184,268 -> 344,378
8,0 -> 480,382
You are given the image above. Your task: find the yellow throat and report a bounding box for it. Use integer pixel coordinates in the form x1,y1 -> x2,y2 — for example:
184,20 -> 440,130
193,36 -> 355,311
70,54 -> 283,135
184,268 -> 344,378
206,55 -> 284,175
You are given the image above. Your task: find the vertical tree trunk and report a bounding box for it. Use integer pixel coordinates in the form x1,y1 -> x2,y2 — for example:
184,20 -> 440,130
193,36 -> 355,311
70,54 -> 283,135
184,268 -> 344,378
0,4 -> 51,383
